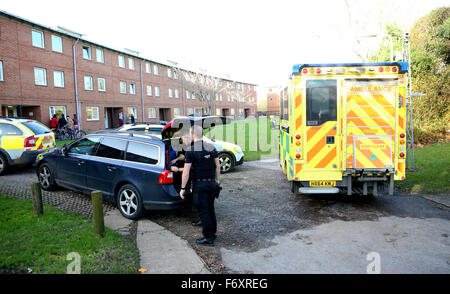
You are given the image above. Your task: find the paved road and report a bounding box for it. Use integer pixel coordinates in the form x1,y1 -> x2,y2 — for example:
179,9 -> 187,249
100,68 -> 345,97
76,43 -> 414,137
2,161 -> 449,274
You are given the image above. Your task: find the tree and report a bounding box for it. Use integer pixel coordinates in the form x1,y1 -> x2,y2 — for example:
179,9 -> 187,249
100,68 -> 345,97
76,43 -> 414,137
369,7 -> 449,143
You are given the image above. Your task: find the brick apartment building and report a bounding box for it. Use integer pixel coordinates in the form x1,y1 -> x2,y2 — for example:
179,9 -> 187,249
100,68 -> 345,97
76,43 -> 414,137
257,86 -> 281,117
0,10 -> 257,132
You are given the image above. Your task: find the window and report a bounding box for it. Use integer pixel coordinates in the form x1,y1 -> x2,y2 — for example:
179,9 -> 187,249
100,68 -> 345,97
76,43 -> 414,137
53,71 -> 64,88
34,67 -> 47,86
98,78 -> 106,92
192,92 -> 196,100
129,83 -> 136,95
49,106 -> 66,119
146,62 -> 151,73
154,64 -> 159,75
220,94 -> 223,101
174,108 -> 181,117
194,108 -> 202,117
306,80 -> 337,126
216,108 -> 221,116
51,35 -> 62,52
0,123 -> 23,136
127,107 -> 137,119
155,86 -> 160,96
168,68 -> 172,78
231,108 -> 235,115
168,88 -> 173,98
186,90 -> 190,99
146,85 -> 152,96
21,121 -> 49,135
86,107 -> 99,121
120,81 -> 127,94
118,55 -> 125,68
126,141 -> 159,165
68,137 -> 101,155
82,46 -> 91,60
0,60 -> 3,81
32,29 -> 44,48
148,107 -> 156,119
84,76 -> 93,90
187,108 -> 193,115
94,137 -> 127,160
175,89 -> 179,98
129,58 -> 135,70
96,49 -> 104,63
174,71 -> 178,80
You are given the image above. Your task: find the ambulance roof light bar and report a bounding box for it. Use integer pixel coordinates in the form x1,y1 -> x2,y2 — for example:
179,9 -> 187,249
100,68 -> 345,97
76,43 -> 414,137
293,62 -> 408,74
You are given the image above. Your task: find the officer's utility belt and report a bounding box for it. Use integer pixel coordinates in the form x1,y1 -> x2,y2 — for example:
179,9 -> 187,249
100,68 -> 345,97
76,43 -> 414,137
194,178 -> 215,182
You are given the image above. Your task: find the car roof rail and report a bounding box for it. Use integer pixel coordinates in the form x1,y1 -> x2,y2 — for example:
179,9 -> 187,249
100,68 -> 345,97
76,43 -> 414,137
92,130 -> 161,140
0,116 -> 30,121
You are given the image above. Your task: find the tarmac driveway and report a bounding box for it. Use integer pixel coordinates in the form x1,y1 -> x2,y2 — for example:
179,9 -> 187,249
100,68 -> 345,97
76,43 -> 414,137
1,160 -> 449,274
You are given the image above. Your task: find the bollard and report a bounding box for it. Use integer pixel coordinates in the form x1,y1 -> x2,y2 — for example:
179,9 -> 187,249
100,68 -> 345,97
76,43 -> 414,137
91,190 -> 105,238
31,182 -> 43,216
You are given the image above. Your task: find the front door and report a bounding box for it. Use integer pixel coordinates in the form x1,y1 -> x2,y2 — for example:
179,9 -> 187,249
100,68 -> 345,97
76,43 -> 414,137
304,79 -> 340,171
104,108 -> 109,129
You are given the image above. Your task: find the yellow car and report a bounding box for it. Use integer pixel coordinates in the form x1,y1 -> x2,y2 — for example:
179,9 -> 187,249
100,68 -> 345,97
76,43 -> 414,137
0,118 -> 56,175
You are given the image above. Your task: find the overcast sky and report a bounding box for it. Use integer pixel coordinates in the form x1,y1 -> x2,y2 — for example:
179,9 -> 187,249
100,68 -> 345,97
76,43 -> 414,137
1,0 -> 448,89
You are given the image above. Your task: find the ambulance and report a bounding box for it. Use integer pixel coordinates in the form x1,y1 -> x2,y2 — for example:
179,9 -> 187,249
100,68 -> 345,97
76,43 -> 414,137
279,62 -> 408,196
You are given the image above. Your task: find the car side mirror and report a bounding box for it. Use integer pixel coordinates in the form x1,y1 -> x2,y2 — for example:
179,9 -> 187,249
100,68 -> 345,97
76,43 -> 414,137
61,144 -> 68,156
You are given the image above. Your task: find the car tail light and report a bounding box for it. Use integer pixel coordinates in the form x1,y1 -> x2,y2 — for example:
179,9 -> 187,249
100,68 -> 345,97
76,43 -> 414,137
379,67 -> 384,73
316,68 -> 322,74
400,133 -> 405,138
158,170 -> 173,184
399,152 -> 405,158
24,136 -> 37,147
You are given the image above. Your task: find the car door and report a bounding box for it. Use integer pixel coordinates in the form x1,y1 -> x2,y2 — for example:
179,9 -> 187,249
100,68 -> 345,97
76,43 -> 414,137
86,137 -> 127,199
57,136 -> 101,189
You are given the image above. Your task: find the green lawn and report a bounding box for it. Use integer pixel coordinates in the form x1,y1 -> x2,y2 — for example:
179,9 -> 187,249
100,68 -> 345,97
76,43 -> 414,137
206,118 -> 279,161
396,143 -> 450,194
56,140 -> 74,148
0,196 -> 139,274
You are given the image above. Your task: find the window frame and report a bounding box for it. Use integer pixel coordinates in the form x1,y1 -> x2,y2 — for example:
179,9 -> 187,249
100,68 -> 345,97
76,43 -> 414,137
0,60 -> 4,81
86,106 -> 100,121
32,29 -> 44,48
129,83 -> 136,95
82,45 -> 91,60
153,64 -> 159,75
128,58 -> 135,70
154,86 -> 160,97
93,137 -> 127,161
96,48 -> 104,63
305,79 -> 337,126
98,77 -> 106,92
53,70 -> 64,88
34,67 -> 47,86
168,88 -> 173,98
124,140 -> 161,166
146,62 -> 151,73
84,75 -> 93,91
49,106 -> 66,120
118,55 -> 125,68
146,85 -> 152,96
51,35 -> 63,53
120,81 -> 127,94
147,107 -> 156,119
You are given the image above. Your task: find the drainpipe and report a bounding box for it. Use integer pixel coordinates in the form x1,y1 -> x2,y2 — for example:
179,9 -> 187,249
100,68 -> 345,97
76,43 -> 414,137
72,37 -> 81,129
139,61 -> 145,120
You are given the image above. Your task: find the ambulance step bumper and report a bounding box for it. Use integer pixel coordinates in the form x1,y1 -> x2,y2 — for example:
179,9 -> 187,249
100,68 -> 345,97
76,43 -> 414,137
299,187 -> 340,194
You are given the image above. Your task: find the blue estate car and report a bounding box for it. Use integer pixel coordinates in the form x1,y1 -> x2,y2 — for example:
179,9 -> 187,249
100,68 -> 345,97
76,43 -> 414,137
36,132 -> 183,220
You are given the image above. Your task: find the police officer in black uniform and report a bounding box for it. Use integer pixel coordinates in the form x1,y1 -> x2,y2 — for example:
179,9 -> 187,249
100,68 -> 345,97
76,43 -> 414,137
180,125 -> 221,246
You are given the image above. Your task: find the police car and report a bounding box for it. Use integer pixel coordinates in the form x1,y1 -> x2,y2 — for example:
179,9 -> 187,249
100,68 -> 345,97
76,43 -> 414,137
0,118 -> 56,175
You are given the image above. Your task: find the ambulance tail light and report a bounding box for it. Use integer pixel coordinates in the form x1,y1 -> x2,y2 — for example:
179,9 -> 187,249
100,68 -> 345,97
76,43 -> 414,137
316,68 -> 322,74
392,67 -> 398,73
296,134 -> 301,140
302,69 -> 308,74
309,68 -> 315,74
399,152 -> 405,158
296,154 -> 301,159
24,136 -> 37,148
400,133 -> 405,138
379,67 -> 384,73
158,170 -> 174,184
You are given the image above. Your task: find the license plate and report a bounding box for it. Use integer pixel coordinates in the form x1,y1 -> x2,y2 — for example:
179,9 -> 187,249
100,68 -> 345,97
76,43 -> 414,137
42,137 -> 52,144
310,181 -> 336,187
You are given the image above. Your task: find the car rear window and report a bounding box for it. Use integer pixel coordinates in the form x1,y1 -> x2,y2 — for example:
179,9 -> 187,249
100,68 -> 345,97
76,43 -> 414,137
21,121 -> 51,135
125,142 -> 159,165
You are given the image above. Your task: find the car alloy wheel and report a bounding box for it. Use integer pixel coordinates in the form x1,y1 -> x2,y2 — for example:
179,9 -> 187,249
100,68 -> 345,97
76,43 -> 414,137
219,153 -> 233,173
38,164 -> 55,190
119,188 -> 139,218
0,154 -> 7,175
